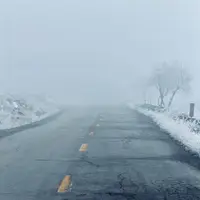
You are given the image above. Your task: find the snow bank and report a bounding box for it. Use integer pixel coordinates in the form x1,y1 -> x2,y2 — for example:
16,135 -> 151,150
136,108 -> 200,155
0,94 -> 59,130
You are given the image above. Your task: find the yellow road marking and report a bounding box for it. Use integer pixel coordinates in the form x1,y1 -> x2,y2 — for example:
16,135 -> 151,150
79,144 -> 88,152
57,175 -> 71,193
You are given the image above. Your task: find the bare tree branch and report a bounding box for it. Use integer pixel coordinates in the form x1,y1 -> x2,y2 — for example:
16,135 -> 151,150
148,61 -> 192,108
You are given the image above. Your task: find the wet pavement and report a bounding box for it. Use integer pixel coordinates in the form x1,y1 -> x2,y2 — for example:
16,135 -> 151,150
1,106 -> 200,199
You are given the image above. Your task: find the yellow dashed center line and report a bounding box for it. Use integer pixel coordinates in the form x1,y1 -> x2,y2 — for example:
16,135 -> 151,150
79,144 -> 88,152
57,175 -> 71,193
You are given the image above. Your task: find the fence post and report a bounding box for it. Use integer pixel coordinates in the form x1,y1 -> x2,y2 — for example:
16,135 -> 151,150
189,103 -> 195,118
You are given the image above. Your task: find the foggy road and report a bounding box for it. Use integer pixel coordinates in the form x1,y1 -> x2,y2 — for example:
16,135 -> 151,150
0,106 -> 200,200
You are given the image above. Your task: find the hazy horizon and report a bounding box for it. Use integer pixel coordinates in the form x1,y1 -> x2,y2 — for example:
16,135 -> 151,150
1,0 -> 200,105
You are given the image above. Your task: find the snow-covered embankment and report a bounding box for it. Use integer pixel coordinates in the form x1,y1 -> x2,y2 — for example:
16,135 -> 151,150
0,95 -> 61,132
136,106 -> 200,155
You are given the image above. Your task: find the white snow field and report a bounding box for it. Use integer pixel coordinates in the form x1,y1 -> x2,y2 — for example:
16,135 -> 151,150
0,94 -> 59,130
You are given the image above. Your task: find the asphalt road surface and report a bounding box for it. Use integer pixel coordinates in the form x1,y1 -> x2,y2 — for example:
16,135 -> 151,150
0,106 -> 200,200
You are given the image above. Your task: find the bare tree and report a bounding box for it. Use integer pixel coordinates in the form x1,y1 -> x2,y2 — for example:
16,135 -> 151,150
167,62 -> 192,108
149,61 -> 192,108
149,62 -> 169,107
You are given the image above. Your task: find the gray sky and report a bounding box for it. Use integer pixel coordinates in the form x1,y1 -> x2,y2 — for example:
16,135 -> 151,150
0,0 -> 200,104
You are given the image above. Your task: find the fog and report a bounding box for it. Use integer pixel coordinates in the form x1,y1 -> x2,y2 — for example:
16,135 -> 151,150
0,0 -> 200,105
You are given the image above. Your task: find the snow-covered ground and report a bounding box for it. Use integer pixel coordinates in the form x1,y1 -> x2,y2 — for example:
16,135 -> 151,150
0,94 -> 59,130
134,105 -> 200,156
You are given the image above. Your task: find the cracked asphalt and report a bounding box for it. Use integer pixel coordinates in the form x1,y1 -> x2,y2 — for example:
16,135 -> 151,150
0,106 -> 200,199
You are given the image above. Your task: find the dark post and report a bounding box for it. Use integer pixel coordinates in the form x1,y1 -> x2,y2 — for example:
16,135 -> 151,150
189,103 -> 195,118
